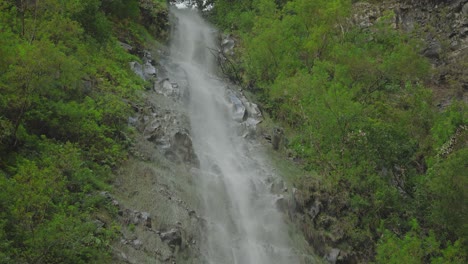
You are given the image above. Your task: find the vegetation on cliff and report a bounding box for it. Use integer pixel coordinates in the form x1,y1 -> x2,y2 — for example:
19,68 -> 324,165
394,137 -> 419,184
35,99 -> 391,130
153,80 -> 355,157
208,0 -> 467,262
0,0 -> 167,262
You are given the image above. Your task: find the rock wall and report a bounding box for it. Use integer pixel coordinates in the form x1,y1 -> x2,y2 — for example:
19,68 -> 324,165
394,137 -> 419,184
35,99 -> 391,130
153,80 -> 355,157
353,0 -> 468,106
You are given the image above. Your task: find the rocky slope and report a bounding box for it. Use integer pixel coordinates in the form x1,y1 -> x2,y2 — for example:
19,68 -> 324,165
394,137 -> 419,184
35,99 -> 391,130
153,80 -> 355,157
109,34 -> 316,262
108,1 -> 467,263
353,0 -> 468,106
110,48 -> 203,264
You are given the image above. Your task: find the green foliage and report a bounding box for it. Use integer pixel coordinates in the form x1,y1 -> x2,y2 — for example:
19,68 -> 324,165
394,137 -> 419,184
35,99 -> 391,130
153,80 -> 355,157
210,0 -> 466,261
424,148 -> 468,240
0,0 -> 166,262
208,0 -> 254,31
376,220 -> 466,264
102,0 -> 140,20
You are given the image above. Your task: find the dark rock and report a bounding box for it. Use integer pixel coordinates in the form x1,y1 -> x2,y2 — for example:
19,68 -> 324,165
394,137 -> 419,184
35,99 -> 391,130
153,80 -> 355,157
423,40 -> 442,60
308,199 -> 322,220
160,228 -> 182,248
272,127 -> 284,150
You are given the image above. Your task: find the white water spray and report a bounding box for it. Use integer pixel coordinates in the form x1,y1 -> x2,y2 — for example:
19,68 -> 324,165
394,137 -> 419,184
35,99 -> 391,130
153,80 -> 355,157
169,7 -> 299,264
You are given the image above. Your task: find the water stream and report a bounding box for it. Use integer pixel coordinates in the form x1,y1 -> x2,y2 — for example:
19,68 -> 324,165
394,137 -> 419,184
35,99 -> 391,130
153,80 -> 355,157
167,7 -> 299,264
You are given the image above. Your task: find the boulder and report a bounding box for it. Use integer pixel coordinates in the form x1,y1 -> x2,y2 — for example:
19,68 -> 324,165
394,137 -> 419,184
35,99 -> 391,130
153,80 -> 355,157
226,90 -> 246,122
130,61 -> 145,80
462,2 -> 468,15
168,130 -> 199,166
160,228 -> 182,248
155,79 -> 176,97
143,61 -> 157,79
272,127 -> 284,150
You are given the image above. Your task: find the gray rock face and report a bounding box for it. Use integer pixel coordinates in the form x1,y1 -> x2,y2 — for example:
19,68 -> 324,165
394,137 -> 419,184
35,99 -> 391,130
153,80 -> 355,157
227,90 -> 247,122
114,48 -> 204,264
130,50 -> 158,81
224,87 -> 264,139
423,40 -> 442,61
130,61 -> 145,80
168,130 -> 200,166
351,0 -> 468,105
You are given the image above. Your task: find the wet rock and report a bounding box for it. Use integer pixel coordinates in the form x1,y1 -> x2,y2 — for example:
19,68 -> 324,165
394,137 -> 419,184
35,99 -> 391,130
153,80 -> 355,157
160,228 -> 182,248
143,61 -> 157,79
244,101 -> 262,121
238,118 -> 260,139
155,78 -> 178,97
226,90 -> 246,122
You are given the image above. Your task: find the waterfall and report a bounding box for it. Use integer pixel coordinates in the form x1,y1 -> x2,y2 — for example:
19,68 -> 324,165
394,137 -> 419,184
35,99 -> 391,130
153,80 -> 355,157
168,7 -> 299,264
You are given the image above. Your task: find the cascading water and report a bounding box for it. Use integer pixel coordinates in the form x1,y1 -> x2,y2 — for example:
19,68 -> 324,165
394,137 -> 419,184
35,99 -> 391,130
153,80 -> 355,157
168,6 -> 299,264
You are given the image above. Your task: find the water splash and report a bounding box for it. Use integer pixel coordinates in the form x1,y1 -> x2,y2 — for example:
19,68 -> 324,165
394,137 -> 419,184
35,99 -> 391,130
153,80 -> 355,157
169,7 -> 299,264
